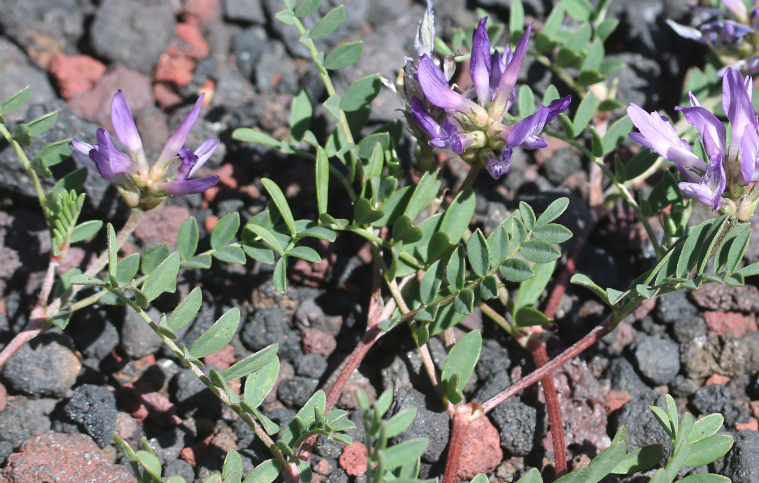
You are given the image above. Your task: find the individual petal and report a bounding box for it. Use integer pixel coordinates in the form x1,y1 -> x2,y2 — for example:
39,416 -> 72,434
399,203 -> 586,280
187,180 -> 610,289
417,55 -> 487,121
154,94 -> 205,173
157,175 -> 220,196
718,20 -> 754,45
175,147 -> 198,181
470,17 -> 493,107
100,128 -> 138,175
627,104 -> 707,180
71,138 -> 97,170
742,125 -> 759,182
688,91 -> 701,107
678,156 -> 726,209
678,182 -> 721,208
628,132 -> 655,150
410,96 -> 441,138
675,105 -> 726,165
415,0 -> 435,57
666,19 -> 704,41
110,90 -> 144,158
722,67 -> 756,152
504,106 -> 548,148
189,137 -> 220,178
486,148 -> 512,179
491,24 -> 533,116
722,0 -> 748,21
544,95 -> 571,124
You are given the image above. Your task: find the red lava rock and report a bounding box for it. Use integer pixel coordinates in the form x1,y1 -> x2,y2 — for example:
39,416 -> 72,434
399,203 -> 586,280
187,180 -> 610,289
705,374 -> 731,386
750,401 -> 759,418
691,284 -> 759,313
167,23 -> 210,60
339,442 -> 368,477
337,372 -> 376,410
154,54 -> 196,87
314,458 -> 333,476
705,311 -> 749,338
114,412 -> 139,440
301,328 -> 337,357
290,239 -> 338,287
457,416 -> 503,480
605,390 -> 631,414
204,215 -> 219,232
134,205 -> 191,248
199,79 -> 215,105
608,321 -> 635,352
216,163 -> 240,189
56,247 -> 86,276
153,82 -> 184,108
204,344 -> 236,371
184,0 -> 221,24
736,418 -> 759,431
212,427 -> 238,453
0,431 -> 136,482
119,382 -> 182,428
48,54 -> 107,100
634,298 -> 657,320
181,435 -> 213,467
0,382 -> 6,412
68,65 -> 153,130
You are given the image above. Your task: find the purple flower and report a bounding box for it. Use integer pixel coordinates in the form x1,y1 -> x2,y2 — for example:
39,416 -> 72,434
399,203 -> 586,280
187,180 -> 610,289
489,47 -> 517,112
71,90 -> 220,204
501,96 -> 572,149
410,97 -> 463,153
470,17 -> 493,107
722,68 -> 758,182
667,19 -> 754,47
486,148 -> 512,179
722,0 -> 748,21
489,24 -> 532,119
417,55 -> 489,125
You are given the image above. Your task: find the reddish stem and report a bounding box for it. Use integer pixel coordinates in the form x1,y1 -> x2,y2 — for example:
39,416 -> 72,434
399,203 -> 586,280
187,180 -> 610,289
482,321 -> 611,414
0,317 -> 45,368
325,326 -> 384,411
441,410 -> 471,483
531,343 -> 567,477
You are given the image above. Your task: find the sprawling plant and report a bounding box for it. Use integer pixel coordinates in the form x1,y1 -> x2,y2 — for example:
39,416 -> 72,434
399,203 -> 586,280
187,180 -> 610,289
0,0 -> 752,482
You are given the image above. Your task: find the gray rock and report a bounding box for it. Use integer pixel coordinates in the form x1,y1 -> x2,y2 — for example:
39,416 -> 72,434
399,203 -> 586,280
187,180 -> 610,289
241,307 -> 302,363
121,308 -> 163,359
2,333 -> 81,398
543,148 -> 583,187
671,315 -> 707,344
210,69 -> 257,109
255,40 -> 298,95
323,468 -> 349,483
0,440 -> 12,465
607,357 -> 648,396
0,397 -> 56,448
692,384 -> 750,428
224,0 -> 266,24
172,369 -> 221,419
476,201 -> 511,237
633,336 -> 680,385
472,371 -> 512,405
146,420 -> 197,464
232,26 -> 270,79
90,0 -> 176,74
475,339 -> 511,381
387,387 -> 449,464
611,390 -> 669,452
64,384 -> 117,448
295,353 -> 328,379
681,334 -> 759,379
669,375 -> 701,398
656,290 -> 699,325
277,377 -> 320,408
490,397 -> 537,457
69,308 -> 120,361
163,458 -> 196,482
604,53 -> 662,110
366,0 -> 412,28
715,430 -> 759,483
0,37 -> 57,121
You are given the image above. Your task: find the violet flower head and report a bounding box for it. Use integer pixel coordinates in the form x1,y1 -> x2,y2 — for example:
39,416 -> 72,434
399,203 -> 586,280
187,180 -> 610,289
410,97 -> 464,154
486,149 -> 512,180
417,55 -> 489,125
502,96 -> 571,150
71,90 -> 220,208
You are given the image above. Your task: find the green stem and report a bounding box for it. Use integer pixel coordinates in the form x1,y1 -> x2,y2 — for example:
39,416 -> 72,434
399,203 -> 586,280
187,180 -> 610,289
0,122 -> 48,218
342,226 -> 425,270
532,53 -> 587,97
295,149 -> 357,200
459,162 -> 482,192
111,289 -> 289,470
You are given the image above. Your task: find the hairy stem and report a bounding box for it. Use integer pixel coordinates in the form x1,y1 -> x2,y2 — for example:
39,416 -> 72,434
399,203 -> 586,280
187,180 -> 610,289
441,411 -> 471,483
530,336 -> 567,477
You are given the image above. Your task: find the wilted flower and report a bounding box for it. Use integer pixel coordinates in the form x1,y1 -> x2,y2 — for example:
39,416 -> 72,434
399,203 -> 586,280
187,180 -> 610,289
627,67 -> 759,211
400,12 -> 570,180
71,90 -> 220,209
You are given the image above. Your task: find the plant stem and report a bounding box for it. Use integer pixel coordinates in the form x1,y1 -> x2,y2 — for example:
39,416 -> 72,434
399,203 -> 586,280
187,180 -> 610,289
0,122 -> 48,217
530,336 -> 567,477
441,410 -> 471,483
458,162 -> 482,193
343,226 -> 425,270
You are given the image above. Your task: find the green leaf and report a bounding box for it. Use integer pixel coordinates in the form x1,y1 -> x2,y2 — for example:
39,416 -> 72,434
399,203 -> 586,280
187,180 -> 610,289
611,444 -> 665,475
533,224 -> 572,244
446,247 -> 466,290
573,91 -> 598,138
571,273 -> 609,304
561,0 -> 594,21
666,439 -> 691,481
142,252 -> 180,302
232,128 -> 280,147
190,308 -> 241,358
603,116 -> 633,155
488,225 -> 510,267
311,6 -> 346,38
481,275 -> 500,300
598,99 -> 624,112
587,442 -> 627,483
27,111 -> 58,136
500,258 -> 534,282
385,408 -> 417,438
294,0 -> 321,17
596,18 -> 619,41
404,171 -> 441,222
323,93 -> 342,120
275,8 -> 295,24
439,188 -> 475,244
519,202 -> 536,232
521,240 -> 561,263
354,197 -> 384,225
518,85 -> 535,118
182,254 -> 212,269
168,286 -> 202,331
392,215 -> 423,244
516,469 -> 543,483
684,435 -> 733,467
69,220 -> 102,243
11,123 -> 32,146
0,86 -> 30,114
246,224 -> 284,254
441,330 -> 482,396
342,75 -> 381,112
314,147 -> 330,216
678,475 -> 731,483
690,414 -> 724,443
224,343 -> 278,381
69,274 -> 107,286
116,253 -> 141,284
542,3 -> 565,37
580,39 -> 604,73
591,127 -> 604,157
135,450 -> 162,480
243,358 -> 280,408
466,229 -> 490,277
510,0 -> 524,35
176,216 -> 199,260
556,48 -> 583,68
285,246 -> 321,263
324,41 -> 363,70
419,260 -> 445,305
261,179 -> 296,236
52,167 -> 87,196
282,390 -> 326,445
515,260 -> 556,312
223,450 -> 244,479
243,460 -> 281,483
213,245 -> 246,264
514,307 -> 552,327
725,228 -> 751,274
454,289 -> 475,315
273,257 -> 287,293
382,439 -> 429,469
210,213 -> 240,250
614,156 -> 626,184
536,197 -> 569,226
558,113 -> 574,138
290,89 -> 313,141
624,149 -> 658,180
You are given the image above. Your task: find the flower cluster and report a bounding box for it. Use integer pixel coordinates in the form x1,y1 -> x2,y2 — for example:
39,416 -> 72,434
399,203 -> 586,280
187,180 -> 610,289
71,91 -> 220,209
668,0 -> 759,74
397,7 -> 570,179
628,67 -> 759,217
